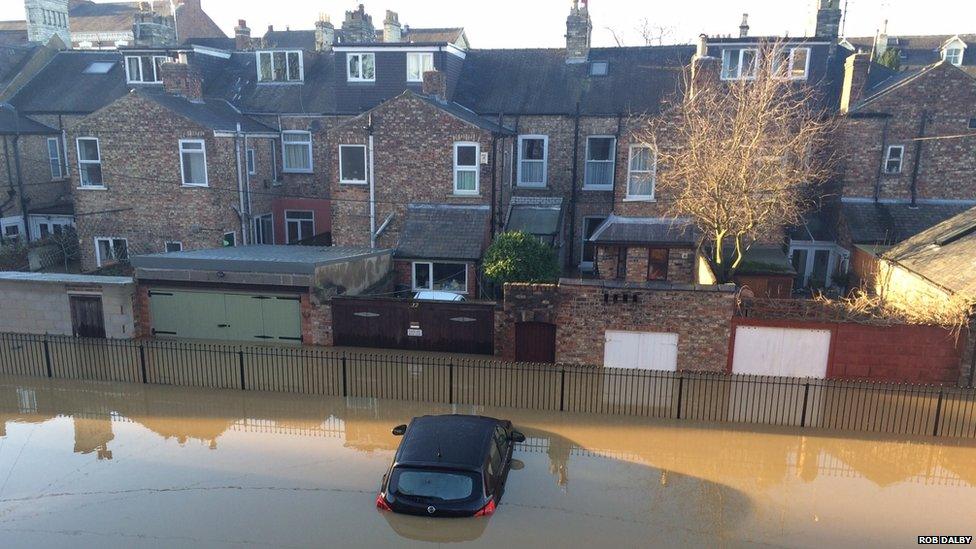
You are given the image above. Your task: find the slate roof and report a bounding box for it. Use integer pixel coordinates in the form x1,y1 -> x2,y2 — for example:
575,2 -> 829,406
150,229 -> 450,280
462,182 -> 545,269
263,30 -> 317,50
68,0 -> 226,43
131,245 -> 390,275
454,46 -> 693,116
415,93 -> 514,134
136,90 -> 276,133
842,200 -> 976,245
0,43 -> 43,97
884,205 -> 976,295
8,51 -> 127,113
734,246 -> 796,276
395,204 -> 491,261
0,272 -> 133,285
590,215 -> 699,246
850,62 -> 952,113
846,34 -> 976,70
206,51 -> 337,114
376,27 -> 467,46
0,107 -> 59,135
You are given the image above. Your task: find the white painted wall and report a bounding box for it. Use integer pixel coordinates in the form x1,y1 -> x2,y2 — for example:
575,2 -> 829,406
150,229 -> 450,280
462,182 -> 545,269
604,330 -> 679,371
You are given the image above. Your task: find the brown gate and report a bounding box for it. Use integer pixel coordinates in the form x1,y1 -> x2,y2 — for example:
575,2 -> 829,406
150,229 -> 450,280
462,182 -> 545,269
332,297 -> 495,355
515,322 -> 556,363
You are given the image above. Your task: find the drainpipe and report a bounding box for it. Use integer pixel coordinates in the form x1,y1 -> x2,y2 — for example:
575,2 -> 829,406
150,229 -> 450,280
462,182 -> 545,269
367,114 -> 376,249
873,117 -> 889,203
565,102 -> 582,269
234,123 -> 248,245
11,135 -> 29,242
908,111 -> 927,208
0,137 -> 15,244
490,132 -> 498,238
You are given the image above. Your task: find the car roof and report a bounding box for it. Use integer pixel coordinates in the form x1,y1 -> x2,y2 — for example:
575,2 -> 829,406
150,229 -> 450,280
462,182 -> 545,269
396,415 -> 503,469
415,290 -> 463,301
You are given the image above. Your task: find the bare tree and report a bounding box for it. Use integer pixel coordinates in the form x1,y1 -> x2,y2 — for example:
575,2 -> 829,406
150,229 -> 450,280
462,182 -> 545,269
636,43 -> 834,278
636,19 -> 674,46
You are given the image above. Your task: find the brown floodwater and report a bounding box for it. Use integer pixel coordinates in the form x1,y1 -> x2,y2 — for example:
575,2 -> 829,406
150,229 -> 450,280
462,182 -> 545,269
0,375 -> 972,548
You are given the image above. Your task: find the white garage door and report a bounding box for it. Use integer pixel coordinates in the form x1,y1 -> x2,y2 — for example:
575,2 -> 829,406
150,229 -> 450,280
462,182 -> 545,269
731,325 -> 831,378
604,331 -> 678,371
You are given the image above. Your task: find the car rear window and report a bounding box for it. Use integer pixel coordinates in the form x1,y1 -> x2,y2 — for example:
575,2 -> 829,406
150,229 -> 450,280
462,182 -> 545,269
392,468 -> 477,502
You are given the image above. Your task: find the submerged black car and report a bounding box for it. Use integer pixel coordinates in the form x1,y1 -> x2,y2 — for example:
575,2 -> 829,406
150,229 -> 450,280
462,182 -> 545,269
376,414 -> 525,518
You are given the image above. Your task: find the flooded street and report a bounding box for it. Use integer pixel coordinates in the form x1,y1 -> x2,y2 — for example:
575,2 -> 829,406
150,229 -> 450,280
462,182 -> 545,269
0,376 -> 971,548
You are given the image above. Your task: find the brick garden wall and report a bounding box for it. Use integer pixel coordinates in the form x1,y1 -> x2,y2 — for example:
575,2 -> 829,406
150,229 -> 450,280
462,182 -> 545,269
498,279 -> 736,371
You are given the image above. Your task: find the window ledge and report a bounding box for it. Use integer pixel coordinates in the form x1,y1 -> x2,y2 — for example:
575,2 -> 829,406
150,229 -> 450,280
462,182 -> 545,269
283,170 -> 314,175
452,192 -> 481,197
516,184 -> 547,189
623,197 -> 655,202
181,184 -> 209,188
76,185 -> 107,191
582,186 -> 613,191
339,180 -> 368,186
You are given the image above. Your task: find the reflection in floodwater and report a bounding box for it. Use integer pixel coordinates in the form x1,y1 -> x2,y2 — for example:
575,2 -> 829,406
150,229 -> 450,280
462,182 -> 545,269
0,376 -> 972,547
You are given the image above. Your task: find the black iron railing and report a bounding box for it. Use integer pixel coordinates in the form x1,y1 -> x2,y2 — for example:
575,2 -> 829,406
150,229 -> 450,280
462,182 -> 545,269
0,332 -> 973,439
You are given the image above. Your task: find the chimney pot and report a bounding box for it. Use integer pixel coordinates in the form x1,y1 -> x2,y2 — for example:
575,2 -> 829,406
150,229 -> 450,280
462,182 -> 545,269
696,34 -> 708,58
739,13 -> 749,38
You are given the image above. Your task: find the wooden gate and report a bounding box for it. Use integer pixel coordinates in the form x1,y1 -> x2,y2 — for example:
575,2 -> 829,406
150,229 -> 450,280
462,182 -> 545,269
515,322 -> 556,363
332,297 -> 495,355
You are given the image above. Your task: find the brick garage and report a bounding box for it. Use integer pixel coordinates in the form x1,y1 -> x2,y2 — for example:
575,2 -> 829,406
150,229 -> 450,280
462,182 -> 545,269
498,279 -> 737,371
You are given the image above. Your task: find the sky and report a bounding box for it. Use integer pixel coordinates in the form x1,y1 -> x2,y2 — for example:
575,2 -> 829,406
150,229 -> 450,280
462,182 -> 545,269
1,0 -> 974,47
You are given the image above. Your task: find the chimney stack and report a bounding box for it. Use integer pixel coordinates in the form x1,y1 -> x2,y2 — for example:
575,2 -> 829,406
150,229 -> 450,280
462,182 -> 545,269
422,70 -> 447,102
384,10 -> 402,43
161,59 -> 203,102
739,13 -> 749,38
342,4 -> 376,43
690,34 -> 720,97
815,0 -> 842,39
234,19 -> 251,50
873,20 -> 889,59
315,15 -> 335,51
840,52 -> 871,112
565,0 -> 592,64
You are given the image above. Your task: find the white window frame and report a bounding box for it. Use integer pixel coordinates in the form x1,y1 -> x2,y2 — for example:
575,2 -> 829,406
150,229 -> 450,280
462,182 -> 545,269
253,213 -> 274,245
246,148 -> 256,175
47,137 -> 62,179
338,144 -> 368,184
411,261 -> 469,295
773,47 -> 811,80
347,52 -> 376,82
583,135 -> 616,190
94,237 -> 128,267
626,145 -> 656,200
284,210 -> 315,244
453,142 -> 480,195
281,131 -> 313,173
164,241 -> 183,253
943,47 -> 964,66
884,145 -> 905,174
256,50 -> 304,83
517,135 -> 548,188
721,48 -> 758,80
124,55 -> 169,84
223,231 -> 236,247
407,52 -> 435,82
178,139 -> 209,187
76,137 -> 104,188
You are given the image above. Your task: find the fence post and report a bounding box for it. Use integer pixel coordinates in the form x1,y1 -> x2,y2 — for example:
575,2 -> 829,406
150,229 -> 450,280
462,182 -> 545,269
449,362 -> 454,405
238,349 -> 246,391
676,374 -> 684,420
139,343 -> 148,384
43,335 -> 53,379
800,382 -> 810,427
559,368 -> 565,412
932,389 -> 945,437
341,353 -> 347,397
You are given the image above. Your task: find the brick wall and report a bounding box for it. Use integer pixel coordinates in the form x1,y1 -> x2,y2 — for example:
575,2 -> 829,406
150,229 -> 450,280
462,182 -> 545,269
594,244 -> 695,283
837,63 -> 976,201
498,279 -> 736,371
66,94 -> 281,271
0,131 -> 71,238
327,93 -> 502,250
301,292 -> 332,346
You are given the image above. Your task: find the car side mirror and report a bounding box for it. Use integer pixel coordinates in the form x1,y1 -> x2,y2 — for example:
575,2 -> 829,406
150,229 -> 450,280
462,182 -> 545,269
392,424 -> 407,436
510,430 -> 526,443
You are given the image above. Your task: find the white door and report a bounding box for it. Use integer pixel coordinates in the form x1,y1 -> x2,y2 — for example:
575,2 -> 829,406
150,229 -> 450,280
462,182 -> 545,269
731,325 -> 831,378
604,331 -> 679,371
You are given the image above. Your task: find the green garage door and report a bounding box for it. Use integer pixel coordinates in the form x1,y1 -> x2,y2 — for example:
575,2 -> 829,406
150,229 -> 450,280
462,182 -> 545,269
149,290 -> 302,344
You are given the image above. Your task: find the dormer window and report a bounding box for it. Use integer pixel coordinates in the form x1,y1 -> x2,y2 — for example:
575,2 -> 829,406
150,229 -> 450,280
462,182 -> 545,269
943,47 -> 964,66
406,52 -> 434,82
257,50 -> 303,83
721,48 -> 758,80
772,47 -> 810,80
125,55 -> 171,84
347,53 -> 376,82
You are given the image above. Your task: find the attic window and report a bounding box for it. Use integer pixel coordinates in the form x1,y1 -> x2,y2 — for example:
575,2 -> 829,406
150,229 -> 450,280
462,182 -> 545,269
83,62 -> 115,74
969,118 -> 976,129
943,47 -> 964,66
590,61 -> 608,76
257,50 -> 303,83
